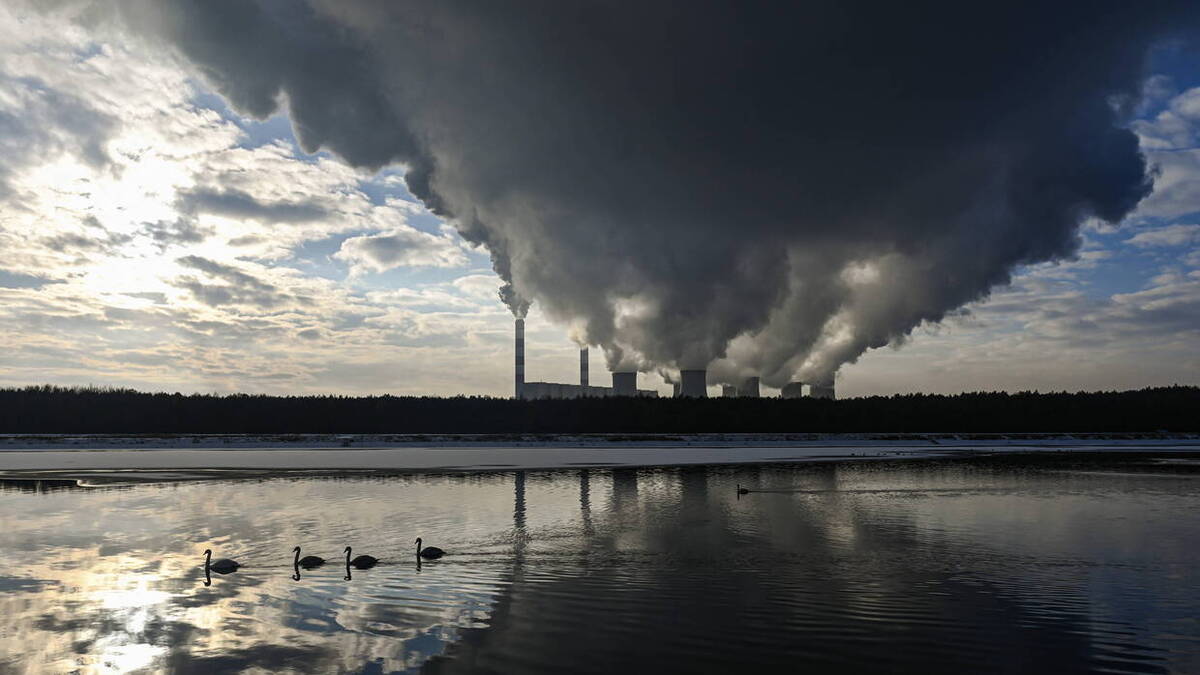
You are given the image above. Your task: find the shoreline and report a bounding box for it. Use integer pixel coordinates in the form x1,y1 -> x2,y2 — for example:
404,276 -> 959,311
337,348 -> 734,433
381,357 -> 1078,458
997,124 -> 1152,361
1,435 -> 1198,481
2,431 -> 1197,451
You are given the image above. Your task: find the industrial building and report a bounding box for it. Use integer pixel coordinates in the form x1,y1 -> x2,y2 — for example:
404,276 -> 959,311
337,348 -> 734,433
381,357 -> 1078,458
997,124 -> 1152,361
809,380 -> 836,399
513,318 -> 833,400
721,376 -> 760,398
514,319 -> 658,399
781,380 -> 836,399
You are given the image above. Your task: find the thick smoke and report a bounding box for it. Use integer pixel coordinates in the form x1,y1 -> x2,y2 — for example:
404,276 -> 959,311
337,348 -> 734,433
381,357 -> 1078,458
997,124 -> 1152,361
100,0 -> 1198,385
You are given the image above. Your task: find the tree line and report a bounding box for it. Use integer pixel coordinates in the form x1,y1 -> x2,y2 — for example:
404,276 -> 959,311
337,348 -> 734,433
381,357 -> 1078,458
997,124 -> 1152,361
0,384 -> 1195,434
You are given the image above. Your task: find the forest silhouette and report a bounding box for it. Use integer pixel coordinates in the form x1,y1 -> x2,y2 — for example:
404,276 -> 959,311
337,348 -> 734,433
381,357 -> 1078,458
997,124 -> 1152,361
0,385 -> 1195,434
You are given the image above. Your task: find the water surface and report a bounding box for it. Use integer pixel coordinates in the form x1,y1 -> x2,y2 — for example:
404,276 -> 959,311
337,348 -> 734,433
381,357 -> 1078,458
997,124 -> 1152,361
1,457 -> 1198,673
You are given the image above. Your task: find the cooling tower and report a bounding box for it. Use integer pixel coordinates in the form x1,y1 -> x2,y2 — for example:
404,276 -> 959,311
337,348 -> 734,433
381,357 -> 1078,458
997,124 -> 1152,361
781,382 -> 805,399
810,379 -> 835,400
678,369 -> 707,398
722,385 -> 737,397
580,348 -> 588,387
739,376 -> 760,398
514,318 -> 525,399
612,371 -> 637,396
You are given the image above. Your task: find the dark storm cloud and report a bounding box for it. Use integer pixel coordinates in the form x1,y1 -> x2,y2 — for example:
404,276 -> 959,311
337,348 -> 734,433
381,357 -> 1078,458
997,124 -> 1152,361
110,0 -> 1200,384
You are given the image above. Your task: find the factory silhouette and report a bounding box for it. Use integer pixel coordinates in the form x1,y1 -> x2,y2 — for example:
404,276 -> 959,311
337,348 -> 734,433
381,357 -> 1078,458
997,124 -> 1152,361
514,317 -> 835,401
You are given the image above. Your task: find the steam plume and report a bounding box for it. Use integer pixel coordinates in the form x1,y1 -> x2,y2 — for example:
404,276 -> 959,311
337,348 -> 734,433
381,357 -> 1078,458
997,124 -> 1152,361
99,0 -> 1199,385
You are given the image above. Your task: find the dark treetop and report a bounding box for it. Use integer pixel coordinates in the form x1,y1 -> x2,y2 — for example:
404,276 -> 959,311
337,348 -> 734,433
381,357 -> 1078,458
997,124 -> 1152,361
1,385 -> 1195,434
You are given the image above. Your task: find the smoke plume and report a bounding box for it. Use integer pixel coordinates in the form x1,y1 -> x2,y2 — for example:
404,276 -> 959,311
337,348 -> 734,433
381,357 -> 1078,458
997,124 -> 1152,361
97,0 -> 1200,385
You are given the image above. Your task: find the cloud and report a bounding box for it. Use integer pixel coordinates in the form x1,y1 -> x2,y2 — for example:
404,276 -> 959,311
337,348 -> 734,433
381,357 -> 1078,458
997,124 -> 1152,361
0,269 -> 62,289
1,1 -> 1198,399
173,255 -> 291,308
0,4 -> 531,397
41,230 -> 132,254
142,218 -> 211,248
451,273 -> 501,301
0,73 -> 115,197
838,267 -> 1200,395
93,0 -> 1200,387
334,229 -> 467,273
1132,84 -> 1200,145
177,187 -> 328,224
1126,224 -> 1200,247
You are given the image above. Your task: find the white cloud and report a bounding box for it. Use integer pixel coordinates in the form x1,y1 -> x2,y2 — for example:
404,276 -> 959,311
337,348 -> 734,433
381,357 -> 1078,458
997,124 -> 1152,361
0,5 -> 526,396
1132,86 -> 1200,150
1134,149 -> 1200,221
1125,223 -> 1200,248
451,273 -> 502,301
335,228 -> 467,274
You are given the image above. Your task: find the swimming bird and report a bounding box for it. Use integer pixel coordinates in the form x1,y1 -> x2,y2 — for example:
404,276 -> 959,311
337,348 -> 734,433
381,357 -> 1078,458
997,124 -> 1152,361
344,546 -> 378,569
204,549 -> 239,574
293,546 -> 325,569
415,538 -> 445,560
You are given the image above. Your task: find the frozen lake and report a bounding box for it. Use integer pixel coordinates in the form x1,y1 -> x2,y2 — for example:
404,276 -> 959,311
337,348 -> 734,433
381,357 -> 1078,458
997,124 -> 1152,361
1,433 -> 1196,479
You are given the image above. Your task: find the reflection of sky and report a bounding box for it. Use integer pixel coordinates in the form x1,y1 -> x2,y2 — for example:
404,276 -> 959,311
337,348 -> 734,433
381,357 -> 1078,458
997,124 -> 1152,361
1,462 -> 1198,673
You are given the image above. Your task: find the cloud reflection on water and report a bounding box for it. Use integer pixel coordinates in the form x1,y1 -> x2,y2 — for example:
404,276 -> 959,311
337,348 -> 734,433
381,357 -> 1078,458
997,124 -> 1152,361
0,460 -> 1196,673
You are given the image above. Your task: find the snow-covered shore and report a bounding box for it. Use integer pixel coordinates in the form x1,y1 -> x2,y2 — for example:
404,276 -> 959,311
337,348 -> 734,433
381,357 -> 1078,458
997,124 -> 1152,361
0,433 -> 1196,478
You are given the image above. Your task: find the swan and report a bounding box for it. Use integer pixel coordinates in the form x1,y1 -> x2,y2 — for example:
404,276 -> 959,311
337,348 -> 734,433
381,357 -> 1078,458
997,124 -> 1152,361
344,546 -> 378,569
293,546 -> 325,569
204,549 -> 239,574
415,538 -> 445,560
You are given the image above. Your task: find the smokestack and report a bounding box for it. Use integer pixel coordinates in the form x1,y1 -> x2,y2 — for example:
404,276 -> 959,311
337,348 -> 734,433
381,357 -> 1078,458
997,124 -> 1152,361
580,348 -> 588,387
514,318 -> 525,399
739,376 -> 760,398
612,371 -> 637,396
678,369 -> 707,398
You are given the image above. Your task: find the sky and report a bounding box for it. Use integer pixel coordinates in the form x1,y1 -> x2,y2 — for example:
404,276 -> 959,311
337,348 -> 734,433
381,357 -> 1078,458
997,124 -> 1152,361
0,2 -> 1198,398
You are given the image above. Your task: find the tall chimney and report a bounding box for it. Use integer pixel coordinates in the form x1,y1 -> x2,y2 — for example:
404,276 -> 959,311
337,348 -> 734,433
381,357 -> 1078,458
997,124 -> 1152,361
678,369 -> 707,398
514,318 -> 525,399
580,348 -> 589,387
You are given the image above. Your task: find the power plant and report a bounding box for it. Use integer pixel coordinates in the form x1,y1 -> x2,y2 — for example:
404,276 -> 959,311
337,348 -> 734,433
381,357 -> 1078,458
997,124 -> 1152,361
781,379 -> 836,399
678,370 -> 708,398
809,380 -> 836,399
513,318 -> 834,400
515,319 -> 658,399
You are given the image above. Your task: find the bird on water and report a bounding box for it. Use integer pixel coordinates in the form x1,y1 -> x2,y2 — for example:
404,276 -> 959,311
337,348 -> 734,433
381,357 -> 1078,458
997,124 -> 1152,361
293,546 -> 325,569
344,546 -> 378,569
204,549 -> 240,574
415,538 -> 445,559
